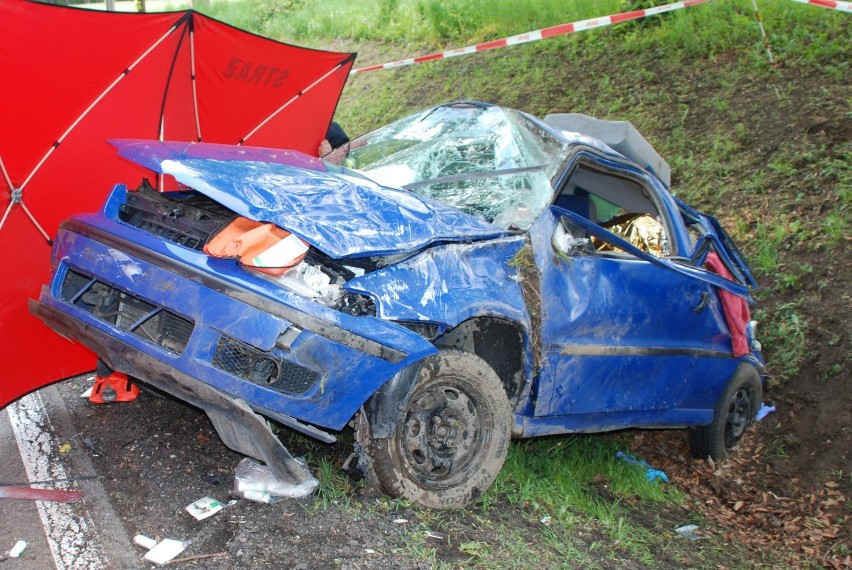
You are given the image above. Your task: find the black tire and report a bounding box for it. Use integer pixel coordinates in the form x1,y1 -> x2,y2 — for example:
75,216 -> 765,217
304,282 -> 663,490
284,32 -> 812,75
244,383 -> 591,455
358,349 -> 512,509
690,366 -> 762,460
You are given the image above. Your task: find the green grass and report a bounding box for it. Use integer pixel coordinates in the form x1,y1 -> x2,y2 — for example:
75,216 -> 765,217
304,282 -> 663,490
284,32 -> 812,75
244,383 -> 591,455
148,1 -> 846,566
482,436 -> 676,557
193,0 -> 850,63
311,455 -> 356,509
755,301 -> 808,385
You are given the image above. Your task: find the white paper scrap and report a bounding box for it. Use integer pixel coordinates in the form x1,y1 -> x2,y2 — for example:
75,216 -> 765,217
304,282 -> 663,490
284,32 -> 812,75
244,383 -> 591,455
143,538 -> 187,565
185,496 -> 224,521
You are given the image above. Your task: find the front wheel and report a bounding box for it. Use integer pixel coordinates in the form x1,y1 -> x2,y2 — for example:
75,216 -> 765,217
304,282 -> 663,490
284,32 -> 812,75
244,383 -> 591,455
358,350 -> 512,509
690,366 -> 762,460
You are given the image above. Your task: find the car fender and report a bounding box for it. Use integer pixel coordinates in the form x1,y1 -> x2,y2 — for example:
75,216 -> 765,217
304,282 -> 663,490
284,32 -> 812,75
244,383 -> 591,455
344,236 -> 531,328
361,361 -> 423,439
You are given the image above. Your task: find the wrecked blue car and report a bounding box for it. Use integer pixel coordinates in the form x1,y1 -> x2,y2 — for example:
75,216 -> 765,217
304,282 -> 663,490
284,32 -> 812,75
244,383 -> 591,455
31,102 -> 764,508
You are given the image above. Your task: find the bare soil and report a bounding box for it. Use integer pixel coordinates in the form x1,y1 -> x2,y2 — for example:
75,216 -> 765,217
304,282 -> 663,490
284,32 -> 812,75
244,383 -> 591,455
626,62 -> 852,569
29,41 -> 852,569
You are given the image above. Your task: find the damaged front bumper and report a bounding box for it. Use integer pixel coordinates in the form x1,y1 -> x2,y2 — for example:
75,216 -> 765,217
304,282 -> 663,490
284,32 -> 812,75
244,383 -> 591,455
31,297 -> 315,484
30,216 -> 438,480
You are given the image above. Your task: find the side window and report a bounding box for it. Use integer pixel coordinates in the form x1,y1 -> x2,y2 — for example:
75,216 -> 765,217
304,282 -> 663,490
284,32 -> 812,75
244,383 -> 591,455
553,160 -> 672,258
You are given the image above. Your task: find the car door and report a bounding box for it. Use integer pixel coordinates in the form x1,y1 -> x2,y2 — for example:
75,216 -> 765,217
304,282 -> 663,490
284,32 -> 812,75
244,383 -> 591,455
530,154 -> 744,419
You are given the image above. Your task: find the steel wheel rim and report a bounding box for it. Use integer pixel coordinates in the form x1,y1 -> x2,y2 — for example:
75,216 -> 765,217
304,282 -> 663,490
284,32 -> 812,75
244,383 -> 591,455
724,386 -> 753,449
400,379 -> 491,489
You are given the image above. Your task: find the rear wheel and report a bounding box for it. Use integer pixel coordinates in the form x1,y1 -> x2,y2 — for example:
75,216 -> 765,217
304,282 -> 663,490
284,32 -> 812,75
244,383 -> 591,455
358,349 -> 511,509
690,366 -> 762,460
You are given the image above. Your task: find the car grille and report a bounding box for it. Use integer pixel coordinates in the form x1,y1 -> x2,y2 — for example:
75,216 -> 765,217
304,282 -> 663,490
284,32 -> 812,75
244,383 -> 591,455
60,269 -> 194,354
212,336 -> 319,395
118,183 -> 233,252
121,214 -> 207,251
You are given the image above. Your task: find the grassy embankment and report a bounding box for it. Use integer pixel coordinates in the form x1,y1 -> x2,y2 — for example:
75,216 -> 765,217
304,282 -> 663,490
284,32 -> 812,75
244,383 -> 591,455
191,0 -> 848,567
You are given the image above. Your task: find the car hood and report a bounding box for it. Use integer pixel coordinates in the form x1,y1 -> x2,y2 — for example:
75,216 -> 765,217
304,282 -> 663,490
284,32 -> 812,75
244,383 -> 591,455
112,140 -> 508,259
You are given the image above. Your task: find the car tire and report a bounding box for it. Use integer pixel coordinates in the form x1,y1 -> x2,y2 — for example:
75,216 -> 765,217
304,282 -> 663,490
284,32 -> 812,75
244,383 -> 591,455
358,349 -> 512,509
690,365 -> 762,460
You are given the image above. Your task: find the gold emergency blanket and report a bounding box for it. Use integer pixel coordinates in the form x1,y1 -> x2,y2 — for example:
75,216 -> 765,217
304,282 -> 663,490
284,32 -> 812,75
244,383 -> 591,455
594,213 -> 668,257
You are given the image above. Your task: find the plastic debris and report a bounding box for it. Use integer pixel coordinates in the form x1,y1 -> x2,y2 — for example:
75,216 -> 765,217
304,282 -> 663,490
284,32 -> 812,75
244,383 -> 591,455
71,433 -> 102,457
755,403 -> 776,421
616,451 -> 669,483
232,458 -> 318,504
9,540 -> 27,558
185,496 -> 224,521
134,535 -> 157,550
143,538 -> 187,565
540,515 -> 552,526
134,535 -> 188,565
645,468 -> 669,483
675,524 -> 708,541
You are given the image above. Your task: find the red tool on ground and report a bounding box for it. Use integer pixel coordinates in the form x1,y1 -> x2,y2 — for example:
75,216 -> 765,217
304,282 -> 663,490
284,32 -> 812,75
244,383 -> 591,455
0,486 -> 83,503
88,371 -> 139,404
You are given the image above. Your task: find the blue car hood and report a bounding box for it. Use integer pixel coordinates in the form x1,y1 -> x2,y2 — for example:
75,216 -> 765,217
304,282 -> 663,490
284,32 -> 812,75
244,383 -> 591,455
112,140 -> 507,259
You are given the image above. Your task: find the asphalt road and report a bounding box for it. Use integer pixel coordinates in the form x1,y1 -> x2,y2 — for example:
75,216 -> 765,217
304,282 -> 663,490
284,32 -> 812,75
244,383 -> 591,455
1,377 -> 139,569
0,375 -> 428,570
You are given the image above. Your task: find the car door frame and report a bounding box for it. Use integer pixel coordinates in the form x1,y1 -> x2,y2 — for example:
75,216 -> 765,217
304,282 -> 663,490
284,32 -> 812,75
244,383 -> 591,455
521,149 -> 751,433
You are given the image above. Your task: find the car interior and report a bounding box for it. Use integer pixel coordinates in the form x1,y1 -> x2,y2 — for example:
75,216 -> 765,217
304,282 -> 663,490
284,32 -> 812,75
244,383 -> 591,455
553,159 -> 672,258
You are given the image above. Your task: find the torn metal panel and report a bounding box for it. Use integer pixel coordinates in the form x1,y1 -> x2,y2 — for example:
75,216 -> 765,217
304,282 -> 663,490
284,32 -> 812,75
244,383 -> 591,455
29,298 -> 313,484
345,236 -> 530,326
115,140 -> 506,259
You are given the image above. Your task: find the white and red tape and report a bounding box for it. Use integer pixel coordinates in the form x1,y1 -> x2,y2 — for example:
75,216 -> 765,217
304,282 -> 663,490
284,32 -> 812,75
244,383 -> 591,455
788,0 -> 851,12
350,0 -> 849,75
350,0 -> 713,74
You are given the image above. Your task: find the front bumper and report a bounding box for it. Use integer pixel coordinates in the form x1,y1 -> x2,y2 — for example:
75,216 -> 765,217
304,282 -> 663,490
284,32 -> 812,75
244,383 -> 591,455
32,216 -> 437,432
30,298 -> 316,484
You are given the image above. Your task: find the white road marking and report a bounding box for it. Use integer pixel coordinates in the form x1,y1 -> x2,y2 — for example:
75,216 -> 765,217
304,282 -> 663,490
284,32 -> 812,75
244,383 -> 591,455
8,392 -> 105,570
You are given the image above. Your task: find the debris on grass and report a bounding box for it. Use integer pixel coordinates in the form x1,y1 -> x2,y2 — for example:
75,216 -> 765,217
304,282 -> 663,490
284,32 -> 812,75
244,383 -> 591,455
755,403 -> 776,421
675,524 -> 708,541
616,451 -> 669,483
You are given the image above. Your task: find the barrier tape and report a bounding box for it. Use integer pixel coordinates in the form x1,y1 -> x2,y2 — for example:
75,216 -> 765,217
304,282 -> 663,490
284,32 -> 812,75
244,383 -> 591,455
751,0 -> 775,63
350,0 -> 713,74
789,0 -> 852,12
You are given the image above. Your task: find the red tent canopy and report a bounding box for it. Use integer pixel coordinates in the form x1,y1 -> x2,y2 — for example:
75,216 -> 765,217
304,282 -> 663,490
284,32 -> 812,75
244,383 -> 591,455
0,0 -> 355,407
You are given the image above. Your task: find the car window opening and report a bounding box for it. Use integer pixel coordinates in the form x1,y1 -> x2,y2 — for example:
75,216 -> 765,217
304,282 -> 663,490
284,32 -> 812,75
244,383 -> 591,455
554,161 -> 672,258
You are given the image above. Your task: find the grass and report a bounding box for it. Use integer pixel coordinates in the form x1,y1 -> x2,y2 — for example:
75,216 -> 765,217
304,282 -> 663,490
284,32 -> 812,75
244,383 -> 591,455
302,433 -> 697,567
192,0 -> 850,64
312,455 -> 356,509
755,301 -> 808,385
483,436 -> 675,552
150,0 -> 847,566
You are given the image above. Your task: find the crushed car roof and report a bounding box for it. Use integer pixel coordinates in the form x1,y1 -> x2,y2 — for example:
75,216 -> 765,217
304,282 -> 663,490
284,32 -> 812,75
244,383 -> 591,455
542,113 -> 672,187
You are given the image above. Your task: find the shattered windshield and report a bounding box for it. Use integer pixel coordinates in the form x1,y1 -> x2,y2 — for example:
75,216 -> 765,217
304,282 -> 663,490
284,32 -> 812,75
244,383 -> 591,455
345,103 -> 571,229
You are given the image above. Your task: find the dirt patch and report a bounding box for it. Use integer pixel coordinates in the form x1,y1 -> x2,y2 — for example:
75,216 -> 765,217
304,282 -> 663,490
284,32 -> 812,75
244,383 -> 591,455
627,60 -> 851,569
36,36 -> 851,569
